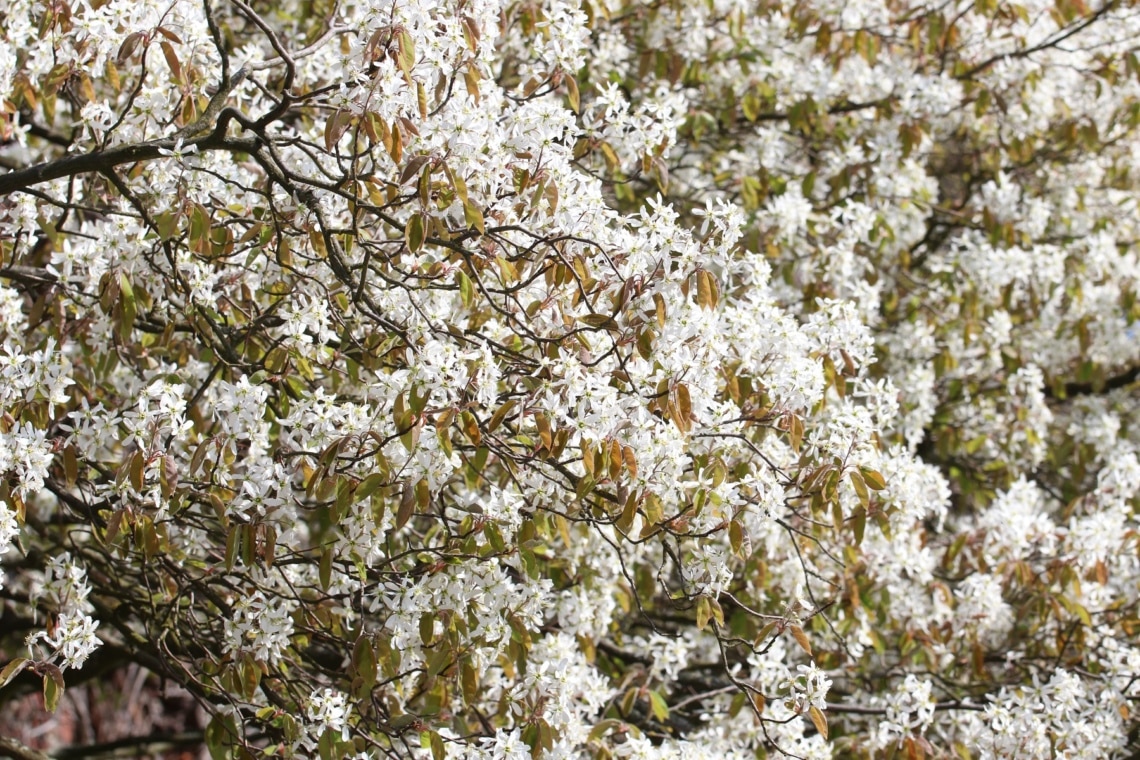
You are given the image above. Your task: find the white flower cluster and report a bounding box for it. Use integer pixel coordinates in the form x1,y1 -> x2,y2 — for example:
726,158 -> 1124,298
4,0 -> 1140,754
508,633 -> 612,750
30,612 -> 102,672
782,662 -> 833,714
294,687 -> 351,752
26,554 -> 101,672
222,590 -> 297,667
0,501 -> 17,590
874,675 -> 937,747
374,560 -> 550,662
960,670 -> 1127,759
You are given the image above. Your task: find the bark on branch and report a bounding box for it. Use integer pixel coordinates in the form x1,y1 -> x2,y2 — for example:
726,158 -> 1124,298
1046,362 -> 1140,399
0,736 -> 51,760
0,132 -> 257,197
52,732 -> 204,760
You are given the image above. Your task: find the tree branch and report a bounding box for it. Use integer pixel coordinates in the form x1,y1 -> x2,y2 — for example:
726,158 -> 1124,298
825,699 -> 988,715
0,736 -> 51,760
52,732 -> 204,760
1046,362 -> 1140,399
0,132 -> 257,196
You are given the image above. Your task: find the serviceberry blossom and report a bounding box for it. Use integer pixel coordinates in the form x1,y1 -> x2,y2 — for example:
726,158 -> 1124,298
2,0 -> 1140,755
223,591 -> 297,667
29,613 -> 102,672
306,688 -> 350,741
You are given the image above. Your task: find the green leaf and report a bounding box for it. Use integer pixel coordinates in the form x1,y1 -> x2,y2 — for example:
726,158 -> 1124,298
729,519 -> 746,556
588,720 -> 624,742
426,646 -> 451,677
62,444 -> 78,486
696,596 -> 711,630
42,664 -> 64,713
860,467 -> 887,490
319,545 -> 333,590
351,636 -> 378,698
742,89 -> 761,121
445,163 -> 468,204
708,596 -> 725,626
324,109 -> 352,152
565,73 -> 580,113
396,480 -> 416,529
224,524 -> 239,570
0,657 -> 29,688
787,414 -> 803,452
117,277 -> 136,343
397,30 -> 416,76
405,212 -> 425,253
456,268 -> 475,309
616,493 -> 638,534
648,690 -> 669,722
696,270 -> 717,309
356,473 -> 386,503
484,521 -> 507,552
239,654 -> 261,699
318,727 -> 335,760
463,199 -> 485,234
487,400 -> 516,434
849,469 -> 870,507
809,705 -> 829,739
461,657 -> 478,703
675,384 -> 692,429
579,313 -> 618,330
205,714 -> 233,760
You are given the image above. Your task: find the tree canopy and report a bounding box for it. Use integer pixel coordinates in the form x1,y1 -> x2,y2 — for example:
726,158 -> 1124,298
2,0 -> 1140,758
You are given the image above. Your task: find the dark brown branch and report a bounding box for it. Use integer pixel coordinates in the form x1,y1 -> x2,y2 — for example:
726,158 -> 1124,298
955,0 -> 1119,80
1046,362 -> 1140,399
52,732 -> 204,760
0,266 -> 57,287
23,121 -> 73,148
0,132 -> 257,196
0,737 -> 50,760
825,699 -> 988,714
750,99 -> 887,123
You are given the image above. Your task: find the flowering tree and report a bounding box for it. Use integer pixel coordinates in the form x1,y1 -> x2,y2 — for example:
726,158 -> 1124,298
2,0 -> 1140,758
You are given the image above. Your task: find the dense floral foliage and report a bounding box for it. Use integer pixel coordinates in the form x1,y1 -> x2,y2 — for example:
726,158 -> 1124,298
2,0 -> 1140,758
